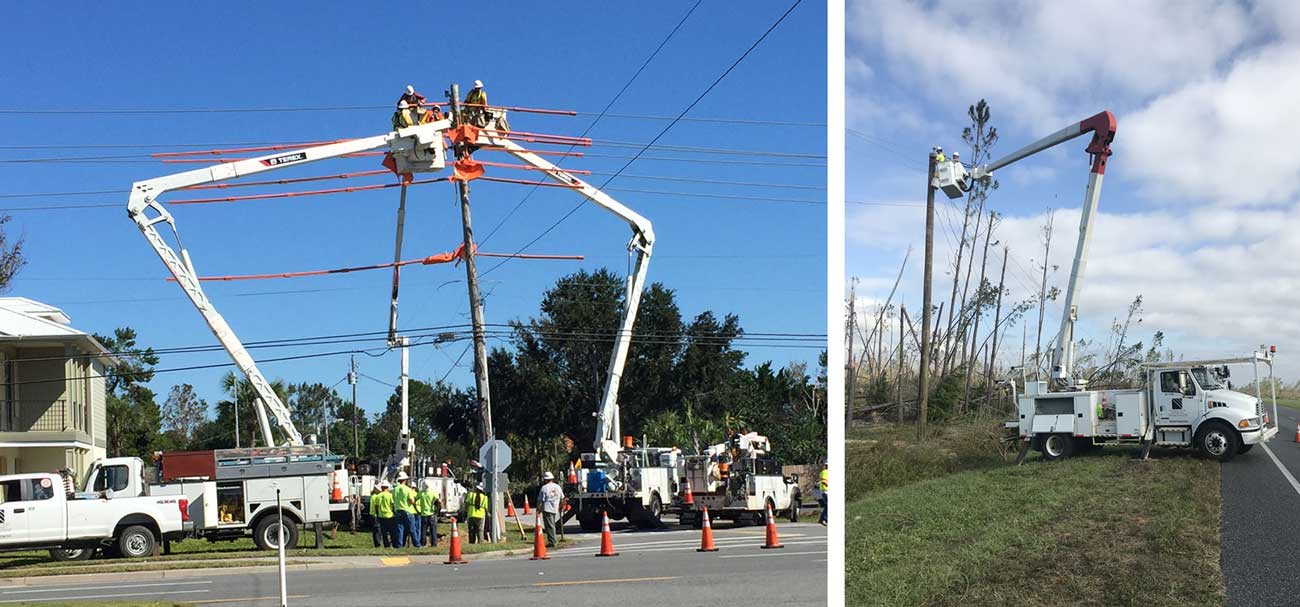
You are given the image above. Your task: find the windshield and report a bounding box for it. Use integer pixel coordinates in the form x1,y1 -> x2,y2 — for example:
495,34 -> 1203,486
1191,367 -> 1223,390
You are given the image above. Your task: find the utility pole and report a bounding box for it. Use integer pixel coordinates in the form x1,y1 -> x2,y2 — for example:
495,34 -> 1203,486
447,82 -> 494,444
917,152 -> 937,439
349,356 -> 358,458
234,388 -> 241,449
846,279 -> 857,427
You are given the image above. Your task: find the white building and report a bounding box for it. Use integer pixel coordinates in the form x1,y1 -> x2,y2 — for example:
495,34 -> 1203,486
0,298 -> 115,479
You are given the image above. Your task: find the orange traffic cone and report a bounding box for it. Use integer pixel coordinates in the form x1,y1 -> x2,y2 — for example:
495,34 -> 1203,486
682,478 -> 694,505
507,497 -> 518,518
567,463 -> 578,485
761,504 -> 784,549
595,511 -> 619,557
331,475 -> 343,502
530,512 -> 550,560
523,495 -> 532,515
697,507 -> 718,552
444,517 -> 468,565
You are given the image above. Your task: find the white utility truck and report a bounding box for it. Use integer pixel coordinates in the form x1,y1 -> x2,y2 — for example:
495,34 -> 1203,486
84,447 -> 347,550
1012,352 -> 1279,462
936,110 -> 1279,462
570,442 -> 679,531
0,471 -> 191,561
678,432 -> 801,527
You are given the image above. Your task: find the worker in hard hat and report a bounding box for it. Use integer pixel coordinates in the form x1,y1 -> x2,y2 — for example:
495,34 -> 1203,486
538,471 -> 564,548
464,80 -> 488,127
399,84 -> 427,109
373,481 -> 397,547
464,483 -> 489,543
416,479 -> 441,547
817,462 -> 829,526
392,472 -> 417,548
368,486 -> 389,548
392,100 -> 416,131
951,151 -> 960,167
935,146 -> 946,164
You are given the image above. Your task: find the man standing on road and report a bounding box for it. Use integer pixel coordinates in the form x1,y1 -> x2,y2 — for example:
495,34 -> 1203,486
373,482 -> 396,547
393,473 -> 418,548
538,471 -> 563,548
416,479 -> 440,547
818,462 -> 828,526
464,484 -> 488,544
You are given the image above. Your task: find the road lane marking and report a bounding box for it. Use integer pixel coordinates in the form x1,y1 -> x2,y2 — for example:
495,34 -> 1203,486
2,580 -> 213,595
719,550 -> 827,559
1261,442 -> 1300,498
381,556 -> 411,566
0,589 -> 210,603
534,576 -> 676,587
184,595 -> 309,604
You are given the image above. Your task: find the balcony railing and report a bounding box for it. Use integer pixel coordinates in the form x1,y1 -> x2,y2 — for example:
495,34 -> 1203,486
0,399 -> 86,433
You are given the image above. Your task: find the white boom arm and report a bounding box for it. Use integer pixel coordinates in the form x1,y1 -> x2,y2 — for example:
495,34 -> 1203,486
476,130 -> 655,464
958,111 -> 1116,391
126,121 -> 450,447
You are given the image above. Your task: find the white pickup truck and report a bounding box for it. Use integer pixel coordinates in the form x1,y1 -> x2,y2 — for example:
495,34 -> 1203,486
0,472 -> 191,561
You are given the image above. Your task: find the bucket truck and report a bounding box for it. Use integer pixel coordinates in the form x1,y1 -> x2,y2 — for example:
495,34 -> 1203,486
935,111 -> 1279,462
678,432 -> 801,527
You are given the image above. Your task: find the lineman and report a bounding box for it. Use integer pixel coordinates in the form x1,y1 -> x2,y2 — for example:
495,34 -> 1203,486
393,473 -> 419,547
464,483 -> 489,544
935,146 -> 946,164
464,80 -> 488,127
818,462 -> 829,526
416,479 -> 441,547
368,486 -> 388,548
373,481 -> 397,547
398,84 -> 426,109
538,471 -> 563,548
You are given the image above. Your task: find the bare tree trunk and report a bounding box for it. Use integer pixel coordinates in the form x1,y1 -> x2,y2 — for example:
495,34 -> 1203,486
985,246 -> 1008,402
943,203 -> 971,378
957,198 -> 985,368
1034,210 -> 1055,381
898,304 -> 906,423
961,211 -> 995,411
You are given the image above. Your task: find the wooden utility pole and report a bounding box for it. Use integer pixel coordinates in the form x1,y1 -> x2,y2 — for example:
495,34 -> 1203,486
349,356 -> 358,458
846,279 -> 857,427
918,152 -> 937,438
447,83 -> 494,444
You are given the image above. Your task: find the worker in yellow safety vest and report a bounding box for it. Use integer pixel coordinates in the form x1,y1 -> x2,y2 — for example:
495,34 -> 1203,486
393,473 -> 419,548
368,486 -> 388,548
372,482 -> 397,547
416,480 -> 441,547
817,463 -> 828,526
464,80 -> 488,127
464,484 -> 489,544
934,146 -> 946,164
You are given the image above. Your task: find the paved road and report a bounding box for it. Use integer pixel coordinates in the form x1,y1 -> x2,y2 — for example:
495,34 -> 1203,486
1222,404 -> 1300,607
0,521 -> 826,606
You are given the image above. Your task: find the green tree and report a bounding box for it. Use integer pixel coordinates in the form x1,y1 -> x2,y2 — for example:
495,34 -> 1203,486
95,328 -> 161,459
191,371 -> 288,449
161,383 -> 208,445
287,382 -> 344,443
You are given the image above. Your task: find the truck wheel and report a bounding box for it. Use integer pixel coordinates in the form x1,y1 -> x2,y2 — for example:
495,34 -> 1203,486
1239,443 -> 1255,454
254,516 -> 299,551
788,494 -> 801,523
577,510 -> 601,533
634,494 -> 664,529
49,547 -> 94,562
1196,422 -> 1240,462
1039,434 -> 1075,461
117,526 -> 157,559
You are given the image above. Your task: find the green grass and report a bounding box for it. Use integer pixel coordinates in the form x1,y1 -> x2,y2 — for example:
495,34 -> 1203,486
0,559 -> 317,579
0,526 -> 542,575
846,448 -> 1223,607
846,419 -> 1011,501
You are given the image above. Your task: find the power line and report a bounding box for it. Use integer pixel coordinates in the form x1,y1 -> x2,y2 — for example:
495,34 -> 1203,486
483,0 -> 804,278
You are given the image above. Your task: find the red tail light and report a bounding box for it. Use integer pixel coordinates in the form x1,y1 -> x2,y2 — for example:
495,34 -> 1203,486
178,498 -> 190,522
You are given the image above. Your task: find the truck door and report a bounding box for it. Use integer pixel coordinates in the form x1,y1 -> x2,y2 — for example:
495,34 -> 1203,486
24,476 -> 66,543
0,478 -> 27,542
1155,370 -> 1196,426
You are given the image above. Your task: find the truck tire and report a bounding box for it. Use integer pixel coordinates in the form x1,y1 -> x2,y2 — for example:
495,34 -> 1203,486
117,525 -> 157,559
254,516 -> 299,551
1039,433 -> 1075,461
1196,422 -> 1240,462
577,509 -> 602,533
49,547 -> 95,562
788,493 -> 801,523
633,493 -> 664,529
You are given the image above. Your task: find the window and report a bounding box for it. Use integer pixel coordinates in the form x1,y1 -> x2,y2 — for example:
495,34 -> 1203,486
28,478 -> 55,501
1161,371 -> 1181,393
0,479 -> 20,504
93,465 -> 130,493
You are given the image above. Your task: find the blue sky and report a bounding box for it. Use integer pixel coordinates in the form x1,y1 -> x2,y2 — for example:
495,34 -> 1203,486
0,1 -> 827,423
849,0 -> 1300,378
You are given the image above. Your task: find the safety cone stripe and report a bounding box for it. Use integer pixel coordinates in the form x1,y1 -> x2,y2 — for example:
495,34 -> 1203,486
697,507 -> 719,552
596,512 -> 619,557
444,516 -> 468,565
761,505 -> 784,549
530,512 -> 550,560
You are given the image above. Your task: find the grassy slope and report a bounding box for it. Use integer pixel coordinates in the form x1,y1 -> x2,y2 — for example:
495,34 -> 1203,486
846,421 -> 1009,501
847,424 -> 1223,607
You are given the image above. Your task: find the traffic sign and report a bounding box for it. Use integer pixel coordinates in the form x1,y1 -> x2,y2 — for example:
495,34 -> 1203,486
479,439 -> 512,472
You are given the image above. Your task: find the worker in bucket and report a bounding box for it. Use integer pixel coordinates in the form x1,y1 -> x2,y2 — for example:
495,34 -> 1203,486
464,483 -> 489,544
464,80 -> 488,127
372,482 -> 396,548
392,100 -> 414,131
817,462 -> 829,526
416,479 -> 440,548
934,146 -> 946,164
398,84 -> 426,109
951,151 -> 960,167
538,471 -> 564,548
393,472 -> 418,547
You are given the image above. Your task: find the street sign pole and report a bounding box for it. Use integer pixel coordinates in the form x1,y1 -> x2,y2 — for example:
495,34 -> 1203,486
479,439 -> 512,543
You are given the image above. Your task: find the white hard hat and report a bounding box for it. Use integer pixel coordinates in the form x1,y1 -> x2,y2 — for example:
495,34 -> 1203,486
397,472 -> 410,481
543,471 -> 554,480
406,85 -> 415,95
379,481 -> 391,488
397,100 -> 409,109
473,80 -> 483,88
936,146 -> 943,151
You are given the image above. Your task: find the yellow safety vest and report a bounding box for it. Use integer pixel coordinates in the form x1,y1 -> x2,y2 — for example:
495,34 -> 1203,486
372,490 -> 395,519
416,490 -> 438,516
466,491 -> 488,520
935,151 -> 946,164
819,469 -> 828,492
393,483 -> 417,514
